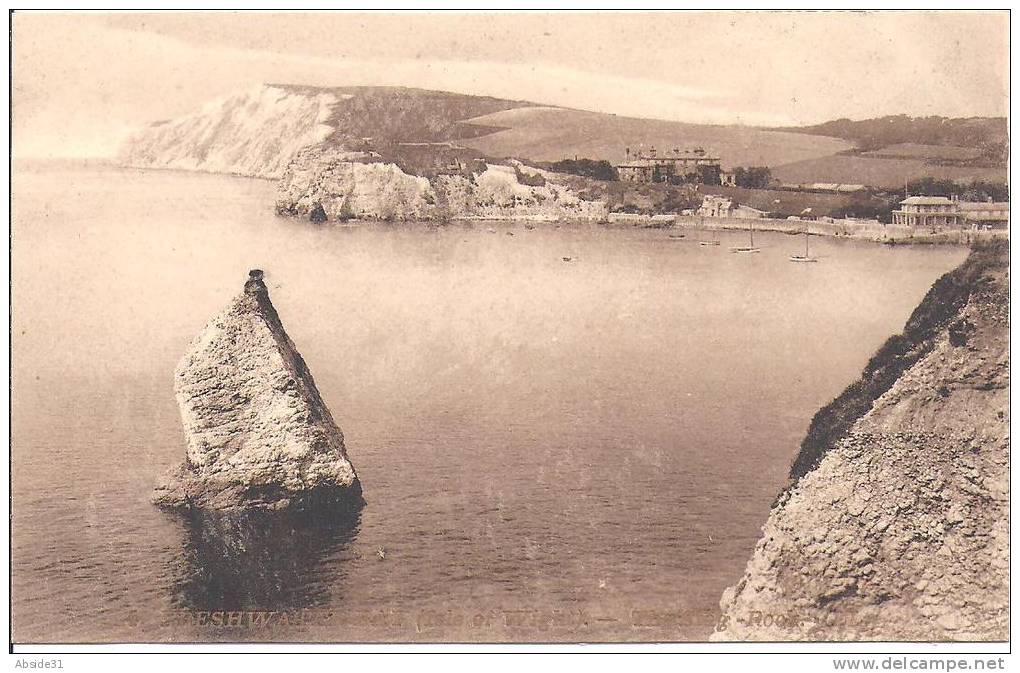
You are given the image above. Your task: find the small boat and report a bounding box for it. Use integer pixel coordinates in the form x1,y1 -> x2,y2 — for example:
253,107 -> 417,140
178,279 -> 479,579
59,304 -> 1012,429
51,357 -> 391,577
730,222 -> 760,253
668,233 -> 685,240
789,232 -> 818,262
699,225 -> 721,246
562,256 -> 574,262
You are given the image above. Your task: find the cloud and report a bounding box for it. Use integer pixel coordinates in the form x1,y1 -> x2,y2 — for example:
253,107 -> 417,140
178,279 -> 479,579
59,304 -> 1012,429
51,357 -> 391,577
14,16 -> 744,158
11,11 -> 1009,158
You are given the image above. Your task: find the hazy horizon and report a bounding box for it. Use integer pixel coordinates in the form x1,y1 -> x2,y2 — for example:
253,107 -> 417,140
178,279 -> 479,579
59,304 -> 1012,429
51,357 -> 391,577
12,10 -> 1009,159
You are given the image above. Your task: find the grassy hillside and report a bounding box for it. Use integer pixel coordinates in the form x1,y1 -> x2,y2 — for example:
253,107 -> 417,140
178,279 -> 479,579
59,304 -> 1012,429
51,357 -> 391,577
780,115 -> 1007,155
458,107 -> 852,168
771,154 -> 1006,190
862,143 -> 983,161
458,107 -> 1006,189
272,87 -> 861,186
126,84 -> 1006,191
771,115 -> 1008,189
272,85 -> 534,145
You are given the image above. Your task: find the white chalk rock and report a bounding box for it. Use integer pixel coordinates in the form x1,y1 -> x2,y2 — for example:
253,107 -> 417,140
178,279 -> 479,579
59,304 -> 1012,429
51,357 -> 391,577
154,270 -> 362,512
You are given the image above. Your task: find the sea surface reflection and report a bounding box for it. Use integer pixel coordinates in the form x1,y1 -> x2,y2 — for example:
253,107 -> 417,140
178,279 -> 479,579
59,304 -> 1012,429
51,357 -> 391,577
169,505 -> 363,613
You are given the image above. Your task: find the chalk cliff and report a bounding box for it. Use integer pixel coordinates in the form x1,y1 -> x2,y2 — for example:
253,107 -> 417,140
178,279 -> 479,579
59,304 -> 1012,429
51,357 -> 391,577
154,270 -> 362,512
713,241 -> 1009,641
274,148 -> 607,222
274,147 -> 436,221
117,84 -> 522,181
119,85 -> 341,179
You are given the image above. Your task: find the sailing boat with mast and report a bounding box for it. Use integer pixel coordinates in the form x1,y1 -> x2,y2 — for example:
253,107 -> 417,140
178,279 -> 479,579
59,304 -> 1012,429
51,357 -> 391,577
789,231 -> 818,262
730,219 -> 760,253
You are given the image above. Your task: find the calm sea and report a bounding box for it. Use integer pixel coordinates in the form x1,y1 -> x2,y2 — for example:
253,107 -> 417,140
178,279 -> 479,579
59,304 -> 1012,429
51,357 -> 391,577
11,162 -> 968,642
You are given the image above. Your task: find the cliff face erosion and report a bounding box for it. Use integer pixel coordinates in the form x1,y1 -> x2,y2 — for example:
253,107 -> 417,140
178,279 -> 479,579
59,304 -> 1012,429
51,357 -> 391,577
274,148 -> 607,222
119,84 -> 608,221
714,240 -> 1009,641
119,85 -> 341,180
154,270 -> 362,512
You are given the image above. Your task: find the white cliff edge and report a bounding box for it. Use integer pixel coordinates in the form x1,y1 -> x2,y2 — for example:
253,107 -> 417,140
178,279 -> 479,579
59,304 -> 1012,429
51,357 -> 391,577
275,148 -> 608,222
119,85 -> 341,180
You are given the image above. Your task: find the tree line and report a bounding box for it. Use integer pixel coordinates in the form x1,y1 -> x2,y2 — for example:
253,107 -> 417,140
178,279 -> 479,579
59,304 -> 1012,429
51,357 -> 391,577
905,177 -> 1009,202
731,166 -> 773,189
540,158 -> 619,181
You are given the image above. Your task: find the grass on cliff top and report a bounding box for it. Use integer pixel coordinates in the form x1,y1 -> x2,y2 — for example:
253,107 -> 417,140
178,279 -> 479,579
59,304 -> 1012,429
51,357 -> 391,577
788,238 -> 1009,482
314,87 -> 531,145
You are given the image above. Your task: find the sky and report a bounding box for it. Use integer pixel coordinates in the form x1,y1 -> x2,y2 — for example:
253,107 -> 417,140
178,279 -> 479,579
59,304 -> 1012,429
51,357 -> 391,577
12,10 -> 1010,158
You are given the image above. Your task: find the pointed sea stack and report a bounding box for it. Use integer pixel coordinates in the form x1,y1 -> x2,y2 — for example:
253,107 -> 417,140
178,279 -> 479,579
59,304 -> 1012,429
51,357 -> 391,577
154,269 -> 363,512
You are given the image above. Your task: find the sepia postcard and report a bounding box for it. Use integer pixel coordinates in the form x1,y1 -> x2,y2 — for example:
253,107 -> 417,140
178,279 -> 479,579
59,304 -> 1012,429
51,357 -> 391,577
7,7 -> 1012,663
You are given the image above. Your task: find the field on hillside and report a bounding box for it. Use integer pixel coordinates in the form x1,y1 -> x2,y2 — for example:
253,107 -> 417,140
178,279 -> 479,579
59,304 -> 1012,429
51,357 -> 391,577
780,115 -> 1007,153
772,154 -> 1007,189
461,107 -> 1008,190
460,107 -> 851,169
861,143 -> 983,161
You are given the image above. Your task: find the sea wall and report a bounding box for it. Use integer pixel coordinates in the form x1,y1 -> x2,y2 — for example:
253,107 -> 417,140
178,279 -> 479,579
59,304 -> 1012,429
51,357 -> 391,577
672,216 -> 1007,244
713,240 -> 1009,641
598,213 -> 1005,244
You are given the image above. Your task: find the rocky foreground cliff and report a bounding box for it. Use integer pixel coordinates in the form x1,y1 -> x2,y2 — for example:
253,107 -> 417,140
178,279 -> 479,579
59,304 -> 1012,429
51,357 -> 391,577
714,240 -> 1009,641
154,270 -> 362,512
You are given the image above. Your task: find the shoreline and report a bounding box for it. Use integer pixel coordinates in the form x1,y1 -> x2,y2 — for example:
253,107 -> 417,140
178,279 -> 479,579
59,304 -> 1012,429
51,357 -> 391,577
667,215 -> 1008,246
307,212 -> 1003,246
25,161 -> 1006,246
